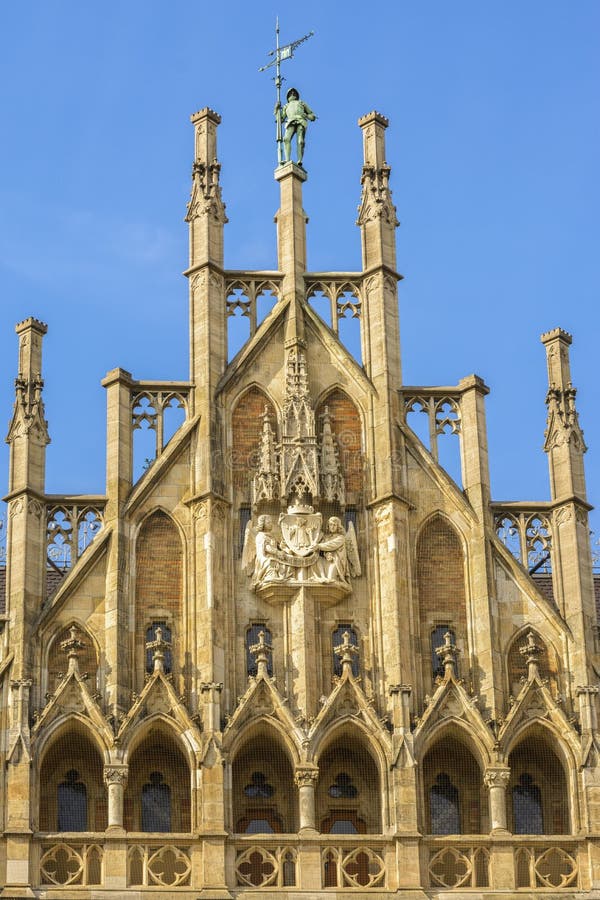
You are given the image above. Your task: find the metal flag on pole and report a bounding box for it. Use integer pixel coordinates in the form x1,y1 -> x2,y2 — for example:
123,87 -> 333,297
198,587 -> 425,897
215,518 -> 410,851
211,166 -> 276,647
259,19 -> 314,166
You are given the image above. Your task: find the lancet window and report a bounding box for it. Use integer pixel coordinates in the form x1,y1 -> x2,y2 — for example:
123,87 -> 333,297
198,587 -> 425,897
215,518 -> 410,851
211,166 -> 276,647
512,774 -> 543,834
429,773 -> 461,835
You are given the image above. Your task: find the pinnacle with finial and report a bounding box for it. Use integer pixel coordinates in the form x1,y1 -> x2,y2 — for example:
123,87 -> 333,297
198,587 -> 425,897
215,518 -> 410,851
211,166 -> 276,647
145,626 -> 172,675
435,631 -> 459,680
519,629 -> 541,680
333,630 -> 359,677
249,629 -> 273,678
61,626 -> 86,674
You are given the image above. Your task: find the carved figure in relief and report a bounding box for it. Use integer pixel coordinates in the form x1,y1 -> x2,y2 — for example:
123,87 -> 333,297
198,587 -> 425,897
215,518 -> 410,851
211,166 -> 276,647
276,88 -> 316,167
242,515 -> 289,586
242,503 -> 360,589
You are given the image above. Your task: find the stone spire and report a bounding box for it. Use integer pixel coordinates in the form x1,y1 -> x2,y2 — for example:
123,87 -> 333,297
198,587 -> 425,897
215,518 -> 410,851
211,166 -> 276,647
541,327 -> 587,501
6,318 -> 50,493
356,111 -> 399,271
319,407 -> 345,504
280,347 -> 319,502
252,407 -> 280,504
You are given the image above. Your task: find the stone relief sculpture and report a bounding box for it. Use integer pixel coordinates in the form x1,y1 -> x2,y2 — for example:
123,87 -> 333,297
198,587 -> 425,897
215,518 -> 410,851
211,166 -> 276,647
242,500 -> 360,589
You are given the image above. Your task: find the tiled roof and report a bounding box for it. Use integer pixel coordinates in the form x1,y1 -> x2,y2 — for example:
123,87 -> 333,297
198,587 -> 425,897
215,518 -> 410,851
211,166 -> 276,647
0,566 -> 66,616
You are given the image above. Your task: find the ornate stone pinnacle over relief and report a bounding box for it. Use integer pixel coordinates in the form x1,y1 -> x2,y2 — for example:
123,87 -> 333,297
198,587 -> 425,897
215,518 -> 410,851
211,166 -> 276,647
544,382 -> 587,452
319,407 -> 345,504
252,406 -> 280,505
435,631 -> 458,680
145,626 -> 172,675
519,630 -> 541,680
334,630 -> 359,677
249,630 -> 272,679
61,626 -> 86,675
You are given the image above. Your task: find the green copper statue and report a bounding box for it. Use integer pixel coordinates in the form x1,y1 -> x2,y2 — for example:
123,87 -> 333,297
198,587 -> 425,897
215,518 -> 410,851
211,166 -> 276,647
275,87 -> 316,168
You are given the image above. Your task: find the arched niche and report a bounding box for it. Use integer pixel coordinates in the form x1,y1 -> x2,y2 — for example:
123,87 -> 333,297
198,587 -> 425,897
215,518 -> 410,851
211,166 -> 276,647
124,723 -> 191,833
134,511 -> 183,691
421,731 -> 486,834
231,386 -> 277,498
507,726 -> 570,835
39,722 -> 106,832
315,726 -> 381,834
231,726 -> 296,834
47,623 -> 99,694
315,388 -> 364,500
506,628 -> 559,699
416,516 -> 467,691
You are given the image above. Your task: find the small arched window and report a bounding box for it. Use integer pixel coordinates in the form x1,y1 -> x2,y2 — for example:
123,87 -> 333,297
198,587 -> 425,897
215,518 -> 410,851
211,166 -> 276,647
57,769 -> 87,832
145,622 -> 172,674
431,625 -> 456,680
141,772 -> 171,832
430,773 -> 460,834
246,624 -> 273,677
332,625 -> 359,678
513,773 -> 543,834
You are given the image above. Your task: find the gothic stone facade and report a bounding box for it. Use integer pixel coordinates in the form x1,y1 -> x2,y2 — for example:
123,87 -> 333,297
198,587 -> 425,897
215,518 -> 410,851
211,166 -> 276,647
1,108 -> 599,898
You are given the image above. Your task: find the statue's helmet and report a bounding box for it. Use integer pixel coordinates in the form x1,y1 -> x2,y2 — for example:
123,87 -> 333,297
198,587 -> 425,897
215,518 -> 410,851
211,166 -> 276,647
286,87 -> 300,101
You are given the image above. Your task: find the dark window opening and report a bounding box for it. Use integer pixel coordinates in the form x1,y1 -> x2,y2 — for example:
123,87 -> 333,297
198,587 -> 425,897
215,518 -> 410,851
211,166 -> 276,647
430,773 -> 460,834
57,769 -> 87,832
141,771 -> 171,832
513,773 -> 543,834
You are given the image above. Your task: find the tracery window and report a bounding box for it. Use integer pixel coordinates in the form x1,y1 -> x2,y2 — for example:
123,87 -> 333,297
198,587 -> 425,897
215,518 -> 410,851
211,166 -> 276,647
332,625 -> 359,678
141,772 -> 171,833
512,773 -> 543,834
57,769 -> 87,832
246,624 -> 273,677
431,625 -> 455,680
430,773 -> 461,834
145,622 -> 172,674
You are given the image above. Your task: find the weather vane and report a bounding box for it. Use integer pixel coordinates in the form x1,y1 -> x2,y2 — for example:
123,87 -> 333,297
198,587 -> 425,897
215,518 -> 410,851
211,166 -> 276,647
259,19 -> 316,167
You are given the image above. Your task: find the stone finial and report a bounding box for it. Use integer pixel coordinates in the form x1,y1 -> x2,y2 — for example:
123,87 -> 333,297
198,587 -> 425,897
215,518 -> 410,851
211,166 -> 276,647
249,630 -> 273,679
333,630 -> 359,678
519,629 -> 541,680
435,631 -> 459,680
61,626 -> 86,675
145,626 -> 172,675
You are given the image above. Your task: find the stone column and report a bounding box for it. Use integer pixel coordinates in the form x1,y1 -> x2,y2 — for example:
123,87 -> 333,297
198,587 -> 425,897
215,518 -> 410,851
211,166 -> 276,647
104,765 -> 128,832
484,767 -> 510,833
295,767 -> 319,833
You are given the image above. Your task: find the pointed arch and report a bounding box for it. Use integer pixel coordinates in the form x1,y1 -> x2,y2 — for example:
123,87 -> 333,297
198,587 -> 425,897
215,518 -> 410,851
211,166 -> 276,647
506,626 -> 560,699
45,620 -> 99,695
416,513 -> 468,692
230,384 -> 278,496
134,509 -> 183,692
313,720 -> 383,834
415,713 -> 494,770
315,387 -> 364,498
230,719 -> 298,834
506,723 -> 572,835
123,718 -> 192,833
420,724 -> 486,835
38,718 -> 107,833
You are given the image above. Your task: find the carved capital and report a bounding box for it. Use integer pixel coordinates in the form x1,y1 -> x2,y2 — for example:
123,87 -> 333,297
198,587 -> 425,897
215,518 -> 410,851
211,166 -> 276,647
484,767 -> 510,791
576,685 -> 600,697
104,765 -> 128,788
294,767 -> 319,789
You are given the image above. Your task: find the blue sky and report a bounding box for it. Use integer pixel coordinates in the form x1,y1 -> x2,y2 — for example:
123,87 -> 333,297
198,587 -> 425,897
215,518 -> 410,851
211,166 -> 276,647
0,1 -> 598,548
